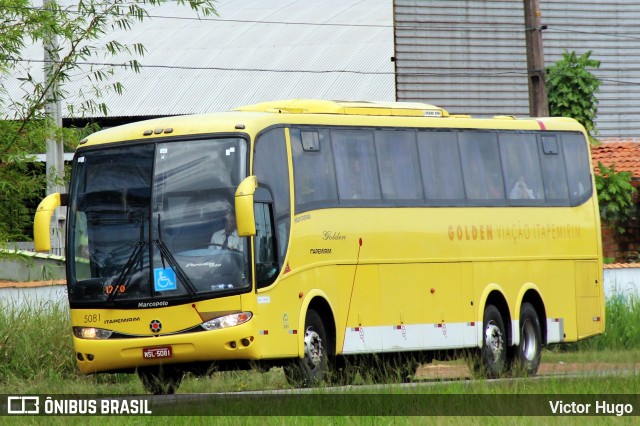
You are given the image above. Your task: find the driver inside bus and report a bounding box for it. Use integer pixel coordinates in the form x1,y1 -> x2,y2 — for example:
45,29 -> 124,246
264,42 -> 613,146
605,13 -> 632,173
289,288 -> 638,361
209,210 -> 241,251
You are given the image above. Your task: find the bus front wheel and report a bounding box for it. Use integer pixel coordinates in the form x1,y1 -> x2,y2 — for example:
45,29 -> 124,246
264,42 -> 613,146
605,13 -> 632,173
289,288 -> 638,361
284,309 -> 329,387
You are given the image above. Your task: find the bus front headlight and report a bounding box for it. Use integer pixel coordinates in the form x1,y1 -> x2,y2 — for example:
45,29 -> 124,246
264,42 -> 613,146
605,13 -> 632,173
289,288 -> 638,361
73,327 -> 113,340
201,312 -> 253,331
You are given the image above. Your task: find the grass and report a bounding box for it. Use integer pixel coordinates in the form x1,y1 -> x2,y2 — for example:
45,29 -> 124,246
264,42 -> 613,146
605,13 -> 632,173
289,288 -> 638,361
0,301 -> 77,382
543,347 -> 640,364
0,295 -> 638,423
0,295 -> 638,388
578,294 -> 640,350
2,375 -> 639,424
0,416 -> 539,426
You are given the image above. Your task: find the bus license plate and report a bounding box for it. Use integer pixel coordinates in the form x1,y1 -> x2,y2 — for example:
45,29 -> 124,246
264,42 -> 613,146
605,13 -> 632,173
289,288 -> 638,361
143,346 -> 173,359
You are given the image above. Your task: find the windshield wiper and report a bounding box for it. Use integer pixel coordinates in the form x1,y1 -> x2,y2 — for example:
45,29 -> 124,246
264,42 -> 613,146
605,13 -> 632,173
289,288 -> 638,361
154,214 -> 198,297
106,240 -> 146,304
105,208 -> 148,304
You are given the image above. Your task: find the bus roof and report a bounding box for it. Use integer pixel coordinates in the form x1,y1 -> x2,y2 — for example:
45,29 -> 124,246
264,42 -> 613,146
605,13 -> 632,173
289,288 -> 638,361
235,99 -> 449,118
78,99 -> 585,148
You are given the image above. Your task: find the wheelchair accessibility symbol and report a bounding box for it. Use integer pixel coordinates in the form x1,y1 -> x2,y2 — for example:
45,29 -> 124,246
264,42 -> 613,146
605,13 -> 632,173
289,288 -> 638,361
154,268 -> 177,291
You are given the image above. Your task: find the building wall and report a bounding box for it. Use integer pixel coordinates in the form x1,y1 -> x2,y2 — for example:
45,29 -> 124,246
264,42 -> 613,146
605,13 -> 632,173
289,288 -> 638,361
0,250 -> 66,282
600,181 -> 640,263
604,265 -> 640,301
5,0 -> 395,120
394,0 -> 640,138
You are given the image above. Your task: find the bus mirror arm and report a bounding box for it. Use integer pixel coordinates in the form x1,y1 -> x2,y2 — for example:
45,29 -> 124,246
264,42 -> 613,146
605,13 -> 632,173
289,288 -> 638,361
235,176 -> 258,237
34,192 -> 68,252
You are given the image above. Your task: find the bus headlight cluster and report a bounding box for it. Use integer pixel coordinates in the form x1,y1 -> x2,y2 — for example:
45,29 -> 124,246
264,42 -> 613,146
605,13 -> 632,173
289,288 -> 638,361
201,312 -> 252,331
73,326 -> 113,340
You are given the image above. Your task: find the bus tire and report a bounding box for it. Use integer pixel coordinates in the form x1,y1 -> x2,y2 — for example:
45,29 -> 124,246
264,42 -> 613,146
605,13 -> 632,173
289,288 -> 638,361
476,304 -> 507,378
137,365 -> 183,395
512,302 -> 542,376
284,309 -> 329,387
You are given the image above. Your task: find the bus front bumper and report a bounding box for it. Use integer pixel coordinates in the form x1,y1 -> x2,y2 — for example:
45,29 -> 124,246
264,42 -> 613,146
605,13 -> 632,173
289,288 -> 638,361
73,320 -> 260,374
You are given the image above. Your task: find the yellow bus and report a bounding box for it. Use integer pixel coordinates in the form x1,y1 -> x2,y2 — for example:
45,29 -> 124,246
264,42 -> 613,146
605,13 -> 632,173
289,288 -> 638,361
35,99 -> 604,394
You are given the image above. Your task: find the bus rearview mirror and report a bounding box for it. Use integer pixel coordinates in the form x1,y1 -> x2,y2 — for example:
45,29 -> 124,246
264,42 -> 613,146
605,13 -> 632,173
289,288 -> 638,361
34,192 -> 65,252
235,176 -> 258,237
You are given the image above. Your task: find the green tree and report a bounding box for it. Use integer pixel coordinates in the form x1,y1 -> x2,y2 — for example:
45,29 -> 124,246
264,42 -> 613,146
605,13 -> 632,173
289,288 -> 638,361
0,0 -> 216,243
545,52 -> 637,235
546,50 -> 601,142
595,163 -> 637,234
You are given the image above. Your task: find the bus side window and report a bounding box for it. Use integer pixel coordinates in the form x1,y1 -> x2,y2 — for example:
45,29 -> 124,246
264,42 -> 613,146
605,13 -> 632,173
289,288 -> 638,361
331,129 -> 381,201
374,130 -> 423,200
417,131 -> 465,201
254,128 -> 291,268
458,131 -> 505,202
254,200 -> 278,288
499,133 -> 544,203
539,135 -> 570,204
562,134 -> 593,205
291,128 -> 338,210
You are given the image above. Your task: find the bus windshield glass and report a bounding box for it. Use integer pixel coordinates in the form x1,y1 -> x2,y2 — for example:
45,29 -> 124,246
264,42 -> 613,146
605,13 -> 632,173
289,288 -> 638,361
67,138 -> 249,306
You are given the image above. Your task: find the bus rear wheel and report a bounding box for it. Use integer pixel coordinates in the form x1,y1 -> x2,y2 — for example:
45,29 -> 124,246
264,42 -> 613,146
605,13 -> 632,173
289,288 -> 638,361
511,302 -> 542,376
137,365 -> 183,395
284,309 -> 329,387
471,304 -> 507,379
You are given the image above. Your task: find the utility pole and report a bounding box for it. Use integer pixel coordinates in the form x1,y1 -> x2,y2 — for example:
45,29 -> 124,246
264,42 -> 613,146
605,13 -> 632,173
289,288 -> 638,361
44,0 -> 65,255
523,0 -> 549,117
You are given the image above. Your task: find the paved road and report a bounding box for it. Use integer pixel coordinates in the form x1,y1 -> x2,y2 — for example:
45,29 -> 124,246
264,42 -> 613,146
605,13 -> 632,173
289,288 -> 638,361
417,361 -> 640,380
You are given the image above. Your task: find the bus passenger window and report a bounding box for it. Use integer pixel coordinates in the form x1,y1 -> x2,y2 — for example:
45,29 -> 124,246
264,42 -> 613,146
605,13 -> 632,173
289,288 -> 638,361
291,129 -> 338,210
332,129 -> 381,201
539,135 -> 569,203
375,130 -> 422,200
458,132 -> 505,202
499,133 -> 543,201
417,131 -> 465,201
562,134 -> 592,204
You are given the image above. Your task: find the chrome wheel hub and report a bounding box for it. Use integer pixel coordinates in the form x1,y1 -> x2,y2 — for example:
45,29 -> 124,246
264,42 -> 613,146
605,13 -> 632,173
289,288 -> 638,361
521,320 -> 537,361
485,321 -> 504,361
304,327 -> 323,369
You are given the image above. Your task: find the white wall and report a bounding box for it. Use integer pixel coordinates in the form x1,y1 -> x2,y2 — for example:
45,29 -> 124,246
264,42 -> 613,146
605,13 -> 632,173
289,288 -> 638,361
0,285 -> 68,311
603,267 -> 640,301
0,268 -> 634,312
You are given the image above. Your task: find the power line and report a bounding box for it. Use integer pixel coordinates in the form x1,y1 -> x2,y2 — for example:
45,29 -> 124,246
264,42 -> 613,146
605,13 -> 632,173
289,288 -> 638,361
7,57 -> 393,75
3,4 -> 640,42
8,57 -> 640,86
0,4 -> 392,29
546,27 -> 640,42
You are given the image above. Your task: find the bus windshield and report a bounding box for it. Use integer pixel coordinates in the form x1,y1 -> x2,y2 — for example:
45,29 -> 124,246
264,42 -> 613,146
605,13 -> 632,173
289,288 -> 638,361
68,138 -> 249,306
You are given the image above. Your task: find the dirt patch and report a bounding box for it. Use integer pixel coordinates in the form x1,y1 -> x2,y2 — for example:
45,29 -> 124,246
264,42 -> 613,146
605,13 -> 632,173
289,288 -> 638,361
0,280 -> 66,289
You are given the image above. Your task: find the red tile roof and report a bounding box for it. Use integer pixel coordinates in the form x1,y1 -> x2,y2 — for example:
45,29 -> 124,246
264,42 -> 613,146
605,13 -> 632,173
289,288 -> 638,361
604,263 -> 640,269
591,140 -> 640,177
